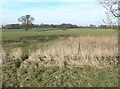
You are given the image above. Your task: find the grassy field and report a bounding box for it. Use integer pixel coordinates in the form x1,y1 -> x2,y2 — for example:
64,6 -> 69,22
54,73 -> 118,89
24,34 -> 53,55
2,28 -> 118,52
2,28 -> 119,87
2,28 -> 118,41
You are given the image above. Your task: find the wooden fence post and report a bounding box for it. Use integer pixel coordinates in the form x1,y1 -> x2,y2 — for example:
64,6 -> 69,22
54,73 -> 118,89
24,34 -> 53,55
78,42 -> 80,57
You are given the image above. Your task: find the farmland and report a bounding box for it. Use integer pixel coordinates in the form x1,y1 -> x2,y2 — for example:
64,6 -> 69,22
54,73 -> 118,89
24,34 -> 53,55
2,28 -> 117,41
1,28 -> 119,87
2,28 -> 118,51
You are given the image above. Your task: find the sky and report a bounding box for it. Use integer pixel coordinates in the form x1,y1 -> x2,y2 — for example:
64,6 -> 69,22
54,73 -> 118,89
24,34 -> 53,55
0,0 -> 106,26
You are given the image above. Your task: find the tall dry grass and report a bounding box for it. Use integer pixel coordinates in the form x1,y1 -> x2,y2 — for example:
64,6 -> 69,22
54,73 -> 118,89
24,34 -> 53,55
21,36 -> 118,69
0,46 -> 2,89
3,36 -> 118,69
10,48 -> 22,61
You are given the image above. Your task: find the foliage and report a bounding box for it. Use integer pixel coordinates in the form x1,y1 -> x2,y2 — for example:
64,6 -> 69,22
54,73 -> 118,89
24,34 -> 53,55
2,60 -> 118,87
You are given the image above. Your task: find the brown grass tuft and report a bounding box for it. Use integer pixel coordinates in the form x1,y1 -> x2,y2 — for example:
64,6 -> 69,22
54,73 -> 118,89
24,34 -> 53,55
10,48 -> 22,61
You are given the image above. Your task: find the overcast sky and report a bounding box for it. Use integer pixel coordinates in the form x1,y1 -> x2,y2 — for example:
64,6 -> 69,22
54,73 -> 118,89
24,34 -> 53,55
0,0 -> 106,26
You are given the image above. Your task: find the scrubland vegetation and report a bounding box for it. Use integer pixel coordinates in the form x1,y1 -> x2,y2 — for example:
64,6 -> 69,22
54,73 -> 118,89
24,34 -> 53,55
2,28 -> 119,87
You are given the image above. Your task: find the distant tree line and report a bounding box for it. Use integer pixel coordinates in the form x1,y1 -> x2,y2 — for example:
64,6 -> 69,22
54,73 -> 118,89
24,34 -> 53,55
2,23 -> 118,29
97,24 -> 118,29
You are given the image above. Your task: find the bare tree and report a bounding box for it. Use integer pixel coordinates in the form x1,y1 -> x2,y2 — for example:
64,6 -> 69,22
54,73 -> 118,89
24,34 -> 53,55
97,0 -> 120,28
97,0 -> 120,18
102,12 -> 118,28
18,15 -> 34,31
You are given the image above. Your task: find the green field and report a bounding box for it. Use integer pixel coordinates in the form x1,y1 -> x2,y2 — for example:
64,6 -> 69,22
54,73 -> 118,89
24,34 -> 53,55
2,28 -> 118,51
2,28 -> 119,87
2,28 -> 118,41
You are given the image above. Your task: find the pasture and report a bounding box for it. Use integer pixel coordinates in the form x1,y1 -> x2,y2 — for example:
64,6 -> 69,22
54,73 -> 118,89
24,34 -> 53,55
2,28 -> 119,87
2,28 -> 117,41
2,28 -> 118,51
